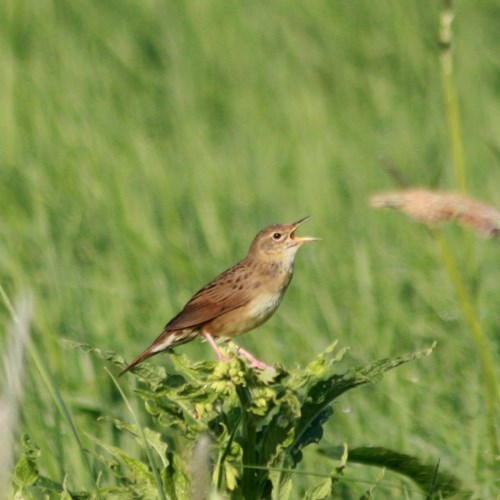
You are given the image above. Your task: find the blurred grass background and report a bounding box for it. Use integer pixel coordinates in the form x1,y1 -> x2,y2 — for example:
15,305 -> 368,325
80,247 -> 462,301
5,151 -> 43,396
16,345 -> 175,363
1,0 -> 499,496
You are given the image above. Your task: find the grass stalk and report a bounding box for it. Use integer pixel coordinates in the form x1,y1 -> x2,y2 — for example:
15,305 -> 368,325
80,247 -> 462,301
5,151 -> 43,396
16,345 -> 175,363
0,293 -> 31,500
108,370 -> 167,500
439,0 -> 467,193
437,0 -> 499,455
0,286 -> 102,497
432,230 -> 499,454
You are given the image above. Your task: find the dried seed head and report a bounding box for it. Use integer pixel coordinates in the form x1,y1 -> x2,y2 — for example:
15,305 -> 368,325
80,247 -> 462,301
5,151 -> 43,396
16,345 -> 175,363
370,188 -> 500,238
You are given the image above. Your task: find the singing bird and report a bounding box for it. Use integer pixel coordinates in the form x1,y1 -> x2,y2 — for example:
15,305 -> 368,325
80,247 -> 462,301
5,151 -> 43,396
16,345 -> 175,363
120,217 -> 318,375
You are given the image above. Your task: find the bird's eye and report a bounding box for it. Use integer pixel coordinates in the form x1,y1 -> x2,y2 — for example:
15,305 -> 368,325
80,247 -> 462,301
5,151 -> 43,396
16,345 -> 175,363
272,232 -> 282,240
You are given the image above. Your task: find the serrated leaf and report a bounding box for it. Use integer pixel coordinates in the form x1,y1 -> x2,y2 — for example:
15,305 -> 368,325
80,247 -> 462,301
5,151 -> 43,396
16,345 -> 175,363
100,417 -> 169,467
16,473 -> 92,498
170,352 -> 218,382
63,339 -> 127,366
125,362 -> 168,388
289,406 -> 333,467
359,465 -> 385,499
349,446 -> 468,499
305,340 -> 341,373
254,364 -> 287,385
61,476 -> 73,500
213,418 -> 244,494
87,434 -> 158,497
12,435 -> 40,488
287,341 -> 347,392
54,340 -> 441,499
259,391 -> 301,465
20,434 -> 40,460
319,445 -> 469,499
163,452 -> 190,500
63,339 -> 167,386
223,461 -> 240,491
141,395 -> 206,438
270,470 -> 292,500
304,478 -> 333,500
13,457 -> 39,488
290,344 -> 436,463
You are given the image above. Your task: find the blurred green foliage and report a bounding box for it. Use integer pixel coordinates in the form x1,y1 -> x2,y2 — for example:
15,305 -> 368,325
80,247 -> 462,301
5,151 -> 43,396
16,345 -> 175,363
1,0 -> 499,497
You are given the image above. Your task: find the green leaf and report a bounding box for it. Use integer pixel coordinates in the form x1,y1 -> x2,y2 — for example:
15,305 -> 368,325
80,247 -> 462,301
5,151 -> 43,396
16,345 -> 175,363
319,445 -> 470,499
290,344 -> 436,464
140,392 -> 207,438
304,478 -> 333,500
289,406 -> 333,467
64,339 -> 167,386
100,416 -> 169,467
12,440 -> 92,499
163,452 -> 190,500
56,340 -> 441,499
13,457 -> 39,488
87,434 -> 159,497
20,434 -> 40,460
270,470 -> 292,500
12,435 -> 40,488
63,339 -> 127,367
257,388 -> 301,464
62,476 -> 75,500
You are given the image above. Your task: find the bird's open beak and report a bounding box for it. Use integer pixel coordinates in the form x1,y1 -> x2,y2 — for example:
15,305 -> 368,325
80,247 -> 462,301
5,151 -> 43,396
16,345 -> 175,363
290,216 -> 320,243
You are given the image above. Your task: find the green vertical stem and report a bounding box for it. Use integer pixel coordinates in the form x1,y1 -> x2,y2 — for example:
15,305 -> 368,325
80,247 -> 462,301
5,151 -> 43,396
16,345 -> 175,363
236,385 -> 260,500
433,230 -> 499,455
0,286 -> 102,496
439,0 -> 477,280
437,0 -> 498,455
439,0 -> 467,194
107,370 -> 167,500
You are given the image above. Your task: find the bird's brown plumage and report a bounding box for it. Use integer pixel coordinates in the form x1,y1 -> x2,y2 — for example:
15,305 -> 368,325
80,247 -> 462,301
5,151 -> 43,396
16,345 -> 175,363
120,217 -> 317,375
166,261 -> 253,330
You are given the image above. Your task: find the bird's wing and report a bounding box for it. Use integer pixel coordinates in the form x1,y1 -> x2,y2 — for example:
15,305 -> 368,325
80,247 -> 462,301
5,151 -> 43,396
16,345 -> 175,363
165,263 -> 251,331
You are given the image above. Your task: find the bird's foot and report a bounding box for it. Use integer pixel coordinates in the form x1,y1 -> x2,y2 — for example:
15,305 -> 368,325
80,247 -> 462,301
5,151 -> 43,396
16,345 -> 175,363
203,331 -> 233,363
204,332 -> 272,369
234,345 -> 272,371
215,351 -> 232,363
247,358 -> 272,370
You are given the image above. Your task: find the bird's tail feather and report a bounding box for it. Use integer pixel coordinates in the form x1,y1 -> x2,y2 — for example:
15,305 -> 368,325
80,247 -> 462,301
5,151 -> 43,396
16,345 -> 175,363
119,328 -> 198,376
119,347 -> 158,376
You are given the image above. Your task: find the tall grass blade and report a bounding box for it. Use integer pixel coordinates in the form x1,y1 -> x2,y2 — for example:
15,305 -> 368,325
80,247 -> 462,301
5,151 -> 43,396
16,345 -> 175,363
106,368 -> 167,500
433,230 -> 499,454
0,286 -> 101,497
0,291 -> 32,500
439,0 -> 467,193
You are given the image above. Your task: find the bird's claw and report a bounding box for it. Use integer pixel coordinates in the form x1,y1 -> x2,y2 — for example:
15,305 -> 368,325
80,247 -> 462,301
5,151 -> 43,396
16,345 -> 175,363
247,358 -> 273,370
234,344 -> 272,370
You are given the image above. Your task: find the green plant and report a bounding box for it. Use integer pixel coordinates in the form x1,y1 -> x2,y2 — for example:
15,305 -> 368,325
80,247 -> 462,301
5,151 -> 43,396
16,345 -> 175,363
12,341 -> 468,498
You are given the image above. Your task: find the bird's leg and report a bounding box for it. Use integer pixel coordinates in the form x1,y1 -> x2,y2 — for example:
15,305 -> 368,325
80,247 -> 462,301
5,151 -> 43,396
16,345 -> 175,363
203,331 -> 231,362
203,332 -> 271,370
234,344 -> 272,370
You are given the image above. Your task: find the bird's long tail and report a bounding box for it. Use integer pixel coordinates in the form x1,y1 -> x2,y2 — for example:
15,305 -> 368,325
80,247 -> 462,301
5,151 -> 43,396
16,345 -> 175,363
119,346 -> 158,376
119,328 -> 198,376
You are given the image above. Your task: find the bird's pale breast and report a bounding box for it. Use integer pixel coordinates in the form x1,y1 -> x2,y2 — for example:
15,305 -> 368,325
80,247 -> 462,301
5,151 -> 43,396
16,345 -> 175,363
205,288 -> 286,339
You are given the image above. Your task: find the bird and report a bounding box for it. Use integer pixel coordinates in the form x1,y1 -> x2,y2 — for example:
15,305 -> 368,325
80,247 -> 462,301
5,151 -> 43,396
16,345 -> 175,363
120,217 -> 318,375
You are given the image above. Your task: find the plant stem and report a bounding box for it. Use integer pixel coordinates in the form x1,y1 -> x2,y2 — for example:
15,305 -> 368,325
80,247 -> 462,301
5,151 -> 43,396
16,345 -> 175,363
107,369 -> 167,500
439,0 -> 467,193
0,286 -> 102,497
433,230 -> 499,454
216,410 -> 244,491
437,0 -> 498,456
236,385 -> 260,500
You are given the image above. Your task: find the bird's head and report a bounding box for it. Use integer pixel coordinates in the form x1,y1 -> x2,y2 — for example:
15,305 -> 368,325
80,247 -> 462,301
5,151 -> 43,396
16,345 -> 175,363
248,216 -> 319,263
